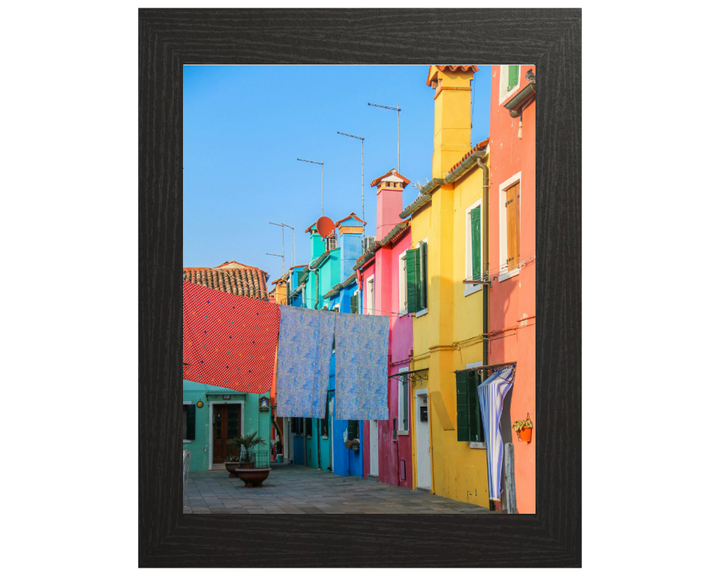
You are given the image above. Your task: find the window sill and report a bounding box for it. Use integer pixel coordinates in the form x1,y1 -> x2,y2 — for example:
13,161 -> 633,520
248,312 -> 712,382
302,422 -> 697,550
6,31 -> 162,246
183,439 -> 192,444
469,441 -> 487,450
399,310 -> 409,318
322,435 -> 328,440
499,269 -> 520,283
397,430 -> 409,436
464,283 -> 483,297
415,308 -> 428,318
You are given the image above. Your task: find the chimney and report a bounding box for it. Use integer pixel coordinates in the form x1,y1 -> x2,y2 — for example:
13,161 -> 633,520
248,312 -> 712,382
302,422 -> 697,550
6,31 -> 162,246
426,65 -> 478,179
372,169 -> 410,240
305,221 -> 328,259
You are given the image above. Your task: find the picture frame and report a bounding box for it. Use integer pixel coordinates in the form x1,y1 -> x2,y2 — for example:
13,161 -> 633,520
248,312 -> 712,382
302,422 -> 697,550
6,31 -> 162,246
139,8 -> 581,567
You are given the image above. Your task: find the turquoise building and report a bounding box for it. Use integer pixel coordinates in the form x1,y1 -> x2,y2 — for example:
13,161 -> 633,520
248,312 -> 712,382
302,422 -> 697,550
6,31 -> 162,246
182,261 -> 274,472
282,213 -> 366,478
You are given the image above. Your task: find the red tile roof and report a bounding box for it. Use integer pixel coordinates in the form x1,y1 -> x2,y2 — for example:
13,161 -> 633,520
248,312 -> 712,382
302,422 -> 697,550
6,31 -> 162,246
370,169 -> 411,188
427,65 -> 479,86
183,262 -> 270,300
447,138 -> 489,175
335,212 -> 367,226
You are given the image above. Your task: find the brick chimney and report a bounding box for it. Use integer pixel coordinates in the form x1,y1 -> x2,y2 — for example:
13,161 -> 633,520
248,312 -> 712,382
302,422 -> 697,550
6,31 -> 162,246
371,169 -> 410,240
426,65 -> 478,179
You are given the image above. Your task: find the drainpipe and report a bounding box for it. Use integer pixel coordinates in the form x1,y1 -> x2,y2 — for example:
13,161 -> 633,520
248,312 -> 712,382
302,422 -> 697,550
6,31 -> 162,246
477,155 -> 490,369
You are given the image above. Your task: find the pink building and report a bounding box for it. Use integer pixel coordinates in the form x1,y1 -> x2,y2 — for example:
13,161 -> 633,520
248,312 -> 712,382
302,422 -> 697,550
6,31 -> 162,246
355,169 -> 414,488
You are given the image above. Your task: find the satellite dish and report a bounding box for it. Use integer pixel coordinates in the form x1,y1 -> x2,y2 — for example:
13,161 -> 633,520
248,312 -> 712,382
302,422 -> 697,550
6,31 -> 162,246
316,216 -> 335,239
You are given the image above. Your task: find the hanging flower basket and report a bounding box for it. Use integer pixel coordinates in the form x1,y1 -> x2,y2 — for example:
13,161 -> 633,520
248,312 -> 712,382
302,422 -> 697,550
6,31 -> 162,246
513,415 -> 533,443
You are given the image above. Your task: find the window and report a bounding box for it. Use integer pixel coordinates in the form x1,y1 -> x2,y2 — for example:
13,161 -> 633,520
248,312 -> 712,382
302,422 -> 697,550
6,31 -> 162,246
305,417 -> 313,437
499,174 -> 521,280
499,65 -> 521,104
366,275 -> 375,315
183,404 -> 196,440
465,198 -> 483,295
399,251 -> 408,314
347,419 -> 360,441
456,368 -> 485,444
350,290 -> 359,314
405,240 -> 428,313
291,417 -> 299,434
398,371 -> 409,434
333,304 -> 340,313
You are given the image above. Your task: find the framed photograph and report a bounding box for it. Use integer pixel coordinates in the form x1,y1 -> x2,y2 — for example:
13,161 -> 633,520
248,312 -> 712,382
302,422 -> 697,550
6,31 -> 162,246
140,8 -> 580,567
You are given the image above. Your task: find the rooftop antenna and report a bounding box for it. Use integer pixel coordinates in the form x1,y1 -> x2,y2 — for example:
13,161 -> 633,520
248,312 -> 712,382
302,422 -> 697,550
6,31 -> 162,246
337,131 -> 366,244
269,222 -> 295,270
266,252 -> 284,276
297,158 -> 324,216
368,102 -> 401,172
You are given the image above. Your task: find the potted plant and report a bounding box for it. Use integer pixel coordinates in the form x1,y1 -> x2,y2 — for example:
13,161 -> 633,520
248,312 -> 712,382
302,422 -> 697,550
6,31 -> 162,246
275,439 -> 283,463
228,432 -> 267,469
344,438 -> 360,451
512,416 -> 533,443
224,453 -> 240,477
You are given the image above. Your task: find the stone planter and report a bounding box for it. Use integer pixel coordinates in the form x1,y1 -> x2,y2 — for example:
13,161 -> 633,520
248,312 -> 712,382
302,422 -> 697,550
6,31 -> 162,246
234,467 -> 271,488
224,461 -> 239,478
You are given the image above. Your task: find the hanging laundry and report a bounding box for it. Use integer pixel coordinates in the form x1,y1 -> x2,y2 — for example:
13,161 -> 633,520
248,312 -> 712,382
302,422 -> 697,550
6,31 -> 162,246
477,366 -> 516,502
182,280 -> 280,394
276,306 -> 336,418
334,313 -> 390,421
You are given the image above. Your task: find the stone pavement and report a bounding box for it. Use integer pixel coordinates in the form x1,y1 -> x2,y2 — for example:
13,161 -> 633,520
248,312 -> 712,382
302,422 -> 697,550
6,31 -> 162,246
183,463 -> 498,514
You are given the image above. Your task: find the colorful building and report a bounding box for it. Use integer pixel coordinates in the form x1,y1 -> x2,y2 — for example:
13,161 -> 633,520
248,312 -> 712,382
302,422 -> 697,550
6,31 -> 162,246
487,64 -> 536,513
400,65 -> 492,507
276,213 -> 366,478
354,169 -> 414,488
181,261 -> 273,472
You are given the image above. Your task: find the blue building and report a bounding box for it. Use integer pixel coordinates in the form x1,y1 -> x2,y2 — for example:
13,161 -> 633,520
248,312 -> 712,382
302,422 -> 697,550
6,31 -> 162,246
281,213 -> 367,478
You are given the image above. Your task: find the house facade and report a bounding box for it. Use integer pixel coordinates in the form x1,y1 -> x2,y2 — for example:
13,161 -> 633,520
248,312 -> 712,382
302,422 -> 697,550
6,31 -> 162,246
354,169 -> 414,489
488,64 -> 536,513
277,214 -> 366,478
401,65 -> 492,507
182,261 -> 273,472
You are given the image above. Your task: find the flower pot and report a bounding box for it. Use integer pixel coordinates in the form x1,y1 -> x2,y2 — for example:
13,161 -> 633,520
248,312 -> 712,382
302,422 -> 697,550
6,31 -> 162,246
238,461 -> 254,469
234,467 -> 271,488
517,426 -> 532,443
224,461 -> 239,477
276,455 -> 283,463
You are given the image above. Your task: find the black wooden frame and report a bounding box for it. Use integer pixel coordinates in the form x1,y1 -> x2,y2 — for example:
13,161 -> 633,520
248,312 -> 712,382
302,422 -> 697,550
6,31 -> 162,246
139,8 -> 581,567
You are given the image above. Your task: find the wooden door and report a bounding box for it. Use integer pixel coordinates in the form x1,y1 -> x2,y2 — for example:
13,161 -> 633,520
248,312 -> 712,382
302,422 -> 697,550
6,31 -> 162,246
212,404 -> 241,463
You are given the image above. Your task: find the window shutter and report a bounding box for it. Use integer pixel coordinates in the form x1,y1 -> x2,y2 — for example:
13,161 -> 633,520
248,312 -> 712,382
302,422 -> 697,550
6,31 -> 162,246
456,371 -> 469,442
508,65 -> 519,91
350,294 -> 358,314
186,404 -> 196,440
506,183 -> 520,271
419,241 -> 427,310
471,205 -> 482,280
467,370 -> 483,443
406,248 -> 419,313
348,419 -> 359,440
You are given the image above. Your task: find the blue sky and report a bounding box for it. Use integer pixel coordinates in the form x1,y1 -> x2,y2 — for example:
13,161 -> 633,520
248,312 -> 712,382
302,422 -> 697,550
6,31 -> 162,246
183,65 -> 492,282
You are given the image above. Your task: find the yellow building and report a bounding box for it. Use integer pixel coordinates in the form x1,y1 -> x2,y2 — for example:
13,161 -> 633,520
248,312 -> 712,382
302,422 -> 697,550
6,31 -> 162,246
403,65 -> 492,508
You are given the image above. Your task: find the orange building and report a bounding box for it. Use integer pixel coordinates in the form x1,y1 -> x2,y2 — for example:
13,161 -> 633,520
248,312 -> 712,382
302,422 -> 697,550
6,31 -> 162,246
487,64 -> 536,513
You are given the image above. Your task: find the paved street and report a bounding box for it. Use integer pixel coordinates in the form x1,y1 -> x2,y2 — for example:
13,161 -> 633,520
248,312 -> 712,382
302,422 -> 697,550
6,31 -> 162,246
184,463 -> 498,514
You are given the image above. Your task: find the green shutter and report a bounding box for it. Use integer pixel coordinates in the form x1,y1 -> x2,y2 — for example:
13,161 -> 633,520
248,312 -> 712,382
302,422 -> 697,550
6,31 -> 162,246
471,205 -> 481,280
508,65 -> 519,91
419,241 -> 427,310
348,419 -> 359,440
456,372 -> 469,442
350,293 -> 358,314
467,370 -> 482,443
186,404 -> 196,440
406,248 -> 420,313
